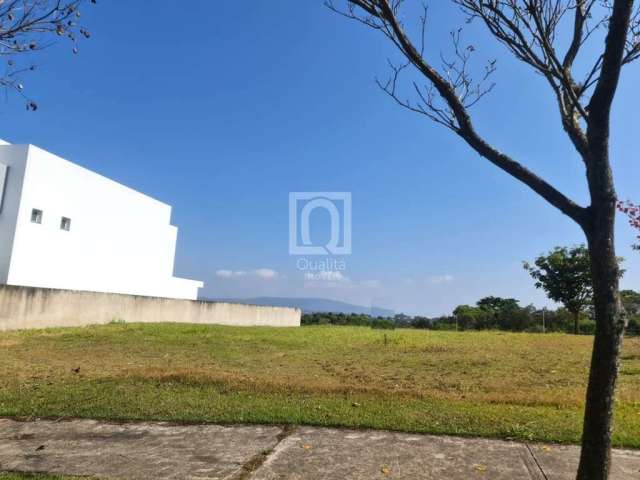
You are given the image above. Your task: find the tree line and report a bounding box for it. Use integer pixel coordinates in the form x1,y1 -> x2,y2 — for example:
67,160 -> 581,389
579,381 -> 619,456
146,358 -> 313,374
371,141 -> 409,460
302,290 -> 640,336
303,245 -> 639,335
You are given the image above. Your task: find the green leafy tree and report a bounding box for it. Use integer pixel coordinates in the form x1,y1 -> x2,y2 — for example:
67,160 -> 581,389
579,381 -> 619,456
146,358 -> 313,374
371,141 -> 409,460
621,290 -> 640,336
524,246 -> 593,335
477,297 -> 534,331
621,290 -> 640,313
477,296 -> 520,316
476,296 -> 518,311
499,304 -> 533,332
477,296 -> 519,329
452,304 -> 481,330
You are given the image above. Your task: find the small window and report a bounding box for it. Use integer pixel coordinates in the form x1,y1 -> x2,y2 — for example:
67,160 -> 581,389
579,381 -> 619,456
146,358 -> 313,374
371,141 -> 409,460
60,217 -> 71,231
31,209 -> 43,224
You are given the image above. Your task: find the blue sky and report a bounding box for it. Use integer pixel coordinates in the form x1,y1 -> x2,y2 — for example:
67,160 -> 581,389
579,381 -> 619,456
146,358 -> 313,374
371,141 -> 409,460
1,1 -> 638,315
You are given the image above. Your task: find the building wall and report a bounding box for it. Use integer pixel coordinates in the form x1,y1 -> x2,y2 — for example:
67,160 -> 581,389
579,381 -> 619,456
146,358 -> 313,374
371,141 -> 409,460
0,144 -> 29,284
2,144 -> 202,299
0,285 -> 301,331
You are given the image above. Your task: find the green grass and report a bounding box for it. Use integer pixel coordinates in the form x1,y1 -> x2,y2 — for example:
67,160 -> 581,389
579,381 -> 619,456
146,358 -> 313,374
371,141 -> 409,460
1,323 -> 639,447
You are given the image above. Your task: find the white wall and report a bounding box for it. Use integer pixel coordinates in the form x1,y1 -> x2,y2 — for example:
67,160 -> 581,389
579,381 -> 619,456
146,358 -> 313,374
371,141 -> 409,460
0,144 -> 29,284
1,143 -> 202,299
0,285 -> 301,331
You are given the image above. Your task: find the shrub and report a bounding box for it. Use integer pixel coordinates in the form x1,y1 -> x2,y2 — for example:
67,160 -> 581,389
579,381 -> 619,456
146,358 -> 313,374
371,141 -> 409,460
579,319 -> 597,335
626,315 -> 640,336
371,319 -> 396,330
302,312 -> 373,327
526,324 -> 544,334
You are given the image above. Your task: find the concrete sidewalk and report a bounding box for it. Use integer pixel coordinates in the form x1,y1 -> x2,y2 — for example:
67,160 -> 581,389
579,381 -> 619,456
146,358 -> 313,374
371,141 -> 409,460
0,419 -> 638,479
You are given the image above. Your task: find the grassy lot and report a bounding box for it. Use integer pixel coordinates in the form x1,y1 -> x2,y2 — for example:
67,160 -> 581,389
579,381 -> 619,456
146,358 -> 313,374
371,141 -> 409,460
1,323 -> 639,448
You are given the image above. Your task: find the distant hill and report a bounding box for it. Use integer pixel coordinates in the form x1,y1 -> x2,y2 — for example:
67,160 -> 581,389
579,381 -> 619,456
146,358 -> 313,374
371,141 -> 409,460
204,296 -> 394,317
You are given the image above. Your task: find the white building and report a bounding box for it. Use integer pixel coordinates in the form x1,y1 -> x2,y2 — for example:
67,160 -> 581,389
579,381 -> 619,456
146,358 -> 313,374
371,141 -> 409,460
0,139 -> 203,300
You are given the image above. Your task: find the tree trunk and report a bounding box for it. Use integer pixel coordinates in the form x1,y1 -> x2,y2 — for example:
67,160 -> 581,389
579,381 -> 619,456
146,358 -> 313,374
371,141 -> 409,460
573,310 -> 580,335
576,202 -> 626,480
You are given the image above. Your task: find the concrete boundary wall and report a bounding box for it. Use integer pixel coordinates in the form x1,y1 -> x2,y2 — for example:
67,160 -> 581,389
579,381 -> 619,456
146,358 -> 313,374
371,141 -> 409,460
0,285 -> 301,331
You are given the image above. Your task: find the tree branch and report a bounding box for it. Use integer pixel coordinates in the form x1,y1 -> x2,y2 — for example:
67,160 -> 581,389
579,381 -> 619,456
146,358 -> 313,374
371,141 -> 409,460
453,1 -> 592,161
0,0 -> 92,109
563,0 -> 593,70
338,0 -> 588,225
587,0 -> 634,132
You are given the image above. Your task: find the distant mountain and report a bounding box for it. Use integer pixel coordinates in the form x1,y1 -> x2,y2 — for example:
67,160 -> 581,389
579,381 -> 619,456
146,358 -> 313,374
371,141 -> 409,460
204,296 -> 395,317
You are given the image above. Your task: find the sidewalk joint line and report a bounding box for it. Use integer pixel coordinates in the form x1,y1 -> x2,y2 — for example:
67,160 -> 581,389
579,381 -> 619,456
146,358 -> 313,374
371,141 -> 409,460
232,424 -> 297,480
525,443 -> 549,480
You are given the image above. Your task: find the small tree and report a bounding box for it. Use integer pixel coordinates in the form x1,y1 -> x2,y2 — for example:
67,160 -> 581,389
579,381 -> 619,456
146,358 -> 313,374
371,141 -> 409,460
524,246 -> 627,335
477,296 -> 520,315
0,0 -> 94,110
452,304 -> 481,330
524,246 -> 593,335
621,290 -> 640,336
621,290 -> 640,314
524,248 -> 624,333
477,296 -> 522,329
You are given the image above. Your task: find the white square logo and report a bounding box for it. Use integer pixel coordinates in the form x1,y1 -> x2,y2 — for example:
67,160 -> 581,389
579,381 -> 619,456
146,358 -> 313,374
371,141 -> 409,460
289,192 -> 352,255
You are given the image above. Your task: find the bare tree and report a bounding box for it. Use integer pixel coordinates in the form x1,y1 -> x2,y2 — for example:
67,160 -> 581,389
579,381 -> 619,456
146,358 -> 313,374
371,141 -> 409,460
0,0 -> 94,110
326,1 -> 638,478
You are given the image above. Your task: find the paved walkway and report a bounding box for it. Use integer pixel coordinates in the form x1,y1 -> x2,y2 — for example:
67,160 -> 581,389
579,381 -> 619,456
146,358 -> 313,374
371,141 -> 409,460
0,419 -> 639,479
